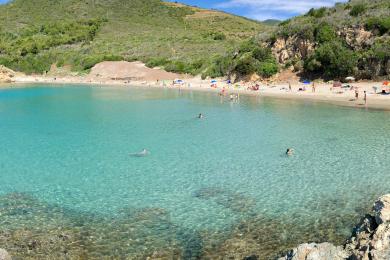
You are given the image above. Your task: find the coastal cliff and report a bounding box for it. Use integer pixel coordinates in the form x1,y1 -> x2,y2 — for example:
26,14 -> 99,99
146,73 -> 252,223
279,194 -> 390,260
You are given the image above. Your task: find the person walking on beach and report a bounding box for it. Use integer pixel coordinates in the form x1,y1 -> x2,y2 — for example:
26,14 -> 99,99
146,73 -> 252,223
355,89 -> 359,100
289,82 -> 292,92
364,91 -> 367,105
312,82 -> 316,93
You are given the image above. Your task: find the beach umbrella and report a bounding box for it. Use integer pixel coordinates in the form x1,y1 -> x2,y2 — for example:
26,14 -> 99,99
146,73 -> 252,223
345,76 -> 355,81
211,80 -> 217,83
383,81 -> 389,86
303,80 -> 311,85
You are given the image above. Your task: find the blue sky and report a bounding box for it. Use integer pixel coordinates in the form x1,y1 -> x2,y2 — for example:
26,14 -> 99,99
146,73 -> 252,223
0,0 -> 347,20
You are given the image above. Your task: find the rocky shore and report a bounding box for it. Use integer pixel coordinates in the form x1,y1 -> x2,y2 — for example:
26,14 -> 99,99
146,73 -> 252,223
0,248 -> 11,260
279,194 -> 390,260
0,65 -> 15,83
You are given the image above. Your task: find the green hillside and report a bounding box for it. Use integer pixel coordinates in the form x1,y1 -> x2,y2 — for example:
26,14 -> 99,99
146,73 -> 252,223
0,0 -> 270,75
271,0 -> 390,80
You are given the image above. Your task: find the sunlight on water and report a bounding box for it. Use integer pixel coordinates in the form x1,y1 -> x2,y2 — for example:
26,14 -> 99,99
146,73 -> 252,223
0,85 -> 389,258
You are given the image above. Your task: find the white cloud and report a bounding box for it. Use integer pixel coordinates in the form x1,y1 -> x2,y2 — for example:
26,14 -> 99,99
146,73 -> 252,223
215,0 -> 347,20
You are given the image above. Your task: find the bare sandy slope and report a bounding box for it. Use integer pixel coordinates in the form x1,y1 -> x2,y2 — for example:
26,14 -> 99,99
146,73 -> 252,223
87,61 -> 183,81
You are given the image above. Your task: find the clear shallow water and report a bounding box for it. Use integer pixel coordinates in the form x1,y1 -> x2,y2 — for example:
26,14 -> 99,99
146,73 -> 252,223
0,85 -> 389,259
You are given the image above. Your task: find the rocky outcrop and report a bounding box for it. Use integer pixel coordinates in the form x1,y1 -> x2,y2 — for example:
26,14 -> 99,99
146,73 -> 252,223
271,26 -> 376,66
338,26 -> 374,51
279,242 -> 348,260
374,194 -> 390,224
271,37 -> 316,64
0,249 -> 11,260
0,65 -> 15,83
280,194 -> 390,260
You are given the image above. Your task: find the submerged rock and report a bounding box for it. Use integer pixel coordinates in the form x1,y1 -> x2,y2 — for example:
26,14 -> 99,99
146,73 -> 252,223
279,242 -> 347,260
193,187 -> 256,214
0,249 -> 11,260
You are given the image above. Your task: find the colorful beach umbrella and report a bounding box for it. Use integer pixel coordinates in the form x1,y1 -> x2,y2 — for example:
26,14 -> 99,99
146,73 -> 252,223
211,80 -> 217,83
383,81 -> 389,86
303,80 -> 311,85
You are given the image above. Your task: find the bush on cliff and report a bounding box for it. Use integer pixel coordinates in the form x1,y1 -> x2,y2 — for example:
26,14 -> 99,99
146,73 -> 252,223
304,41 -> 357,79
315,23 -> 336,43
366,17 -> 390,36
349,4 -> 366,17
202,39 -> 278,79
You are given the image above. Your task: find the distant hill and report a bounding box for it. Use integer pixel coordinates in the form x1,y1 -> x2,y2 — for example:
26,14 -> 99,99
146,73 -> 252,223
0,0 -> 271,74
262,19 -> 281,26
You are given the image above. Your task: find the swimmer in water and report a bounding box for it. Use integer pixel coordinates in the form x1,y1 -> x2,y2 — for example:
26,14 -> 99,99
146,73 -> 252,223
286,148 -> 294,156
198,113 -> 204,119
131,149 -> 149,157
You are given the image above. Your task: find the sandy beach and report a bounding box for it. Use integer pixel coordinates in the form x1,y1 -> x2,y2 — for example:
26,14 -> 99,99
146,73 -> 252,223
6,73 -> 389,111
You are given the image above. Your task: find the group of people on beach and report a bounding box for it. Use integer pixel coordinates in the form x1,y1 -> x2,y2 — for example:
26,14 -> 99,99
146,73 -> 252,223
354,89 -> 367,105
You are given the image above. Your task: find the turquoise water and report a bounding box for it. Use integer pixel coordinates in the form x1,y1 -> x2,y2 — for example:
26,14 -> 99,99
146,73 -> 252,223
0,85 -> 389,259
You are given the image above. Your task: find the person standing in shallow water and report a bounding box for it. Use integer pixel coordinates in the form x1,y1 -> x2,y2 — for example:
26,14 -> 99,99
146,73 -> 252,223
198,113 -> 204,119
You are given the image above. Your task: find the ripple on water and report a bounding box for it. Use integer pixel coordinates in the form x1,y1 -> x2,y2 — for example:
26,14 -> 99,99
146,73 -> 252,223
0,191 -> 373,259
1,86 -> 390,259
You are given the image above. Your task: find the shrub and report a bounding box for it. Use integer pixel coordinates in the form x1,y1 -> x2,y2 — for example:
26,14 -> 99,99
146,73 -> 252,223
349,4 -> 366,17
252,47 -> 273,61
315,23 -> 336,43
304,41 -> 357,79
234,54 -> 258,76
366,17 -> 390,35
146,57 -> 168,68
164,59 -> 205,75
278,19 -> 290,27
307,7 -> 327,18
296,23 -> 316,41
369,39 -> 390,61
238,40 -> 257,53
212,32 -> 226,41
202,31 -> 226,41
257,62 -> 278,77
81,54 -> 122,70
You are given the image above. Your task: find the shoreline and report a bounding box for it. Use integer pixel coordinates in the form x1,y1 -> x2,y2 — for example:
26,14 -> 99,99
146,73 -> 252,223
3,75 -> 390,111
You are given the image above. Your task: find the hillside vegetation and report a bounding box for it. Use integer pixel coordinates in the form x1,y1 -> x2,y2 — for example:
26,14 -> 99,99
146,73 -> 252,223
0,0 -> 388,81
269,0 -> 390,80
0,0 -> 272,76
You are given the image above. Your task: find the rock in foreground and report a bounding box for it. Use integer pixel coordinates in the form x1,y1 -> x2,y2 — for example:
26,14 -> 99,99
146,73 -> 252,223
280,194 -> 390,260
0,249 -> 11,260
279,242 -> 347,260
